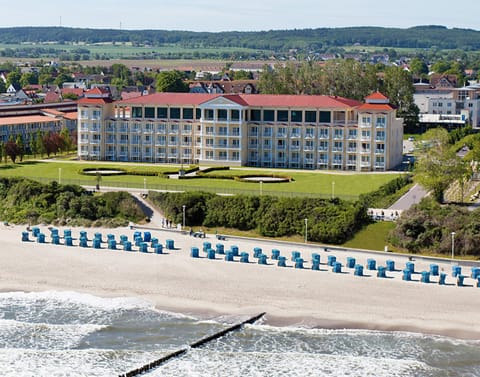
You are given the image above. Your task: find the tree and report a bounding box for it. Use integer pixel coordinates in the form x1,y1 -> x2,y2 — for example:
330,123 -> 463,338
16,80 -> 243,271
409,57 -> 429,77
4,139 -> 20,163
15,135 -> 25,162
155,70 -> 189,92
20,72 -> 39,88
6,70 -> 21,89
382,66 -> 419,129
414,128 -> 466,203
60,128 -> 73,152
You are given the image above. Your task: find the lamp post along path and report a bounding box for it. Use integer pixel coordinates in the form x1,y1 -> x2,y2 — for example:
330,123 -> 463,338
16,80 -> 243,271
451,232 -> 456,260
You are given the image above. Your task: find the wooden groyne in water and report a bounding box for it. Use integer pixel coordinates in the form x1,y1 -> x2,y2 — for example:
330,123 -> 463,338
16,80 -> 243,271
119,312 -> 266,377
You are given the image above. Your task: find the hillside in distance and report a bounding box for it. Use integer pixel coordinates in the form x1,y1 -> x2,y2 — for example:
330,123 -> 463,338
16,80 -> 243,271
0,25 -> 479,52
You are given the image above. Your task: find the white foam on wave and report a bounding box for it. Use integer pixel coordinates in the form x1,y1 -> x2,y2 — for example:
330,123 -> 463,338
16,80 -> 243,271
0,290 -> 197,321
153,349 -> 436,377
0,319 -> 107,349
0,348 -> 167,377
0,291 -> 154,311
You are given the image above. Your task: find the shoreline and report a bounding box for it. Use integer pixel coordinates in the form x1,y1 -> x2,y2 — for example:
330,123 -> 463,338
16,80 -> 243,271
2,224 -> 480,340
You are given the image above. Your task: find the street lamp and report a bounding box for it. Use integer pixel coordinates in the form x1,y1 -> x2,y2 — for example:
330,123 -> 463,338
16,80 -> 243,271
58,168 -> 62,184
143,178 -> 147,191
304,218 -> 308,243
182,205 -> 186,229
260,181 -> 263,196
332,181 -> 335,199
451,231 -> 456,260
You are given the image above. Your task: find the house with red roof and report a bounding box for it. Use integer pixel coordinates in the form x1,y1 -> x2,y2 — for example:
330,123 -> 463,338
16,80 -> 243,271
78,91 -> 403,171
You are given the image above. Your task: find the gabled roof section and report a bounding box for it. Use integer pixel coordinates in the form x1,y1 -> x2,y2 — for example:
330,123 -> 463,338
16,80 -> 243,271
117,92 -> 220,106
238,94 -> 361,108
116,92 -> 362,109
365,92 -> 389,103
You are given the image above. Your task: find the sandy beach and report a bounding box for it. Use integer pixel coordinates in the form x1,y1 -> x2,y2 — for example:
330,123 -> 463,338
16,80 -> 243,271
2,223 -> 480,340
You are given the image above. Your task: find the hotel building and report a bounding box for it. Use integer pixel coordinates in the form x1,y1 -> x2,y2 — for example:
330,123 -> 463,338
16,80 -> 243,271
78,89 -> 403,171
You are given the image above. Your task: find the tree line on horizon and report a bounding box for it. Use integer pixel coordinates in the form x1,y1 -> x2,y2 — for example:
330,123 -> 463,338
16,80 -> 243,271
0,25 -> 479,53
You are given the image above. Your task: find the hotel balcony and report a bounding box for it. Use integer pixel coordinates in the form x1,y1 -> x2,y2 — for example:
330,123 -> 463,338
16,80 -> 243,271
304,145 -> 314,151
318,146 -> 328,152
375,163 -> 386,169
360,122 -> 372,128
375,149 -> 386,154
318,134 -> 329,140
360,149 -> 371,154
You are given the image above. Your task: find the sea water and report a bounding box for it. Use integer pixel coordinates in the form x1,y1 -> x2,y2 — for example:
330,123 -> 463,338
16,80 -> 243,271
0,291 -> 479,377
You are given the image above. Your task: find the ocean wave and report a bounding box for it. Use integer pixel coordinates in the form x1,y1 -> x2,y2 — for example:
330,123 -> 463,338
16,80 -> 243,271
0,319 -> 106,350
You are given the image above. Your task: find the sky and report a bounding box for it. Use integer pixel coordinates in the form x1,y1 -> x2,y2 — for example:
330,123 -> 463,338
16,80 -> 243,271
3,0 -> 479,32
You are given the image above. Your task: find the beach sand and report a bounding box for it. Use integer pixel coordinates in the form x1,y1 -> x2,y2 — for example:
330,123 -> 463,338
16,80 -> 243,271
1,223 -> 480,340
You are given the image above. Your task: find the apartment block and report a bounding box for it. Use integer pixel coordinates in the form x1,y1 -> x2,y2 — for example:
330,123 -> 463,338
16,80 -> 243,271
78,90 -> 403,171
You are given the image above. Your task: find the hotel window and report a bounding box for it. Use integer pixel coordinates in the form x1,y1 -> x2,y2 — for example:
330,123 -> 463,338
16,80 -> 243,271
319,129 -> 329,138
157,135 -> 165,145
376,117 -> 386,127
196,108 -> 202,119
319,111 -> 331,123
169,136 -> 177,145
219,151 -> 227,160
217,109 -> 227,121
249,139 -> 258,147
362,116 -> 371,124
170,108 -> 181,119
264,110 -> 274,122
263,139 -> 271,148
278,110 -> 289,122
232,127 -> 240,136
291,128 -> 301,137
362,143 -> 370,152
132,107 -> 142,118
205,109 -> 214,120
334,129 -> 343,139
263,127 -> 272,137
157,107 -> 168,118
206,151 -> 214,159
305,128 -> 314,138
348,130 -> 357,139
305,111 -> 317,123
170,124 -> 178,133
231,109 -> 240,121
157,123 -> 166,133
376,131 -> 385,141
291,110 -> 302,123
183,108 -> 194,120
206,126 -> 214,135
251,109 -> 261,121
277,127 -> 286,137
277,139 -> 285,149
249,126 -> 258,136
361,130 -> 371,139
232,139 -> 239,148
144,135 -> 151,143
183,124 -> 192,132
218,126 -> 227,135
232,151 -> 240,160
206,138 -> 214,146
376,143 -> 385,153
144,107 -> 155,118
333,141 -> 343,151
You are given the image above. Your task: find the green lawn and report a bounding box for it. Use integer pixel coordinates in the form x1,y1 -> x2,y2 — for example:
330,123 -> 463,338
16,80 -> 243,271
342,221 -> 398,251
0,160 -> 401,198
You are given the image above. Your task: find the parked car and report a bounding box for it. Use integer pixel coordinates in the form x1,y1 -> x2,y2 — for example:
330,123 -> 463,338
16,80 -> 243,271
408,136 -> 415,141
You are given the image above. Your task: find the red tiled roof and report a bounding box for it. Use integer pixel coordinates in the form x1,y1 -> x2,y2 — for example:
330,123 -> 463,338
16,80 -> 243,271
357,103 -> 395,111
61,88 -> 84,96
237,94 -> 361,108
63,111 -> 78,120
365,92 -> 388,101
117,92 -> 362,108
117,93 -> 220,106
0,115 -> 61,126
78,97 -> 113,105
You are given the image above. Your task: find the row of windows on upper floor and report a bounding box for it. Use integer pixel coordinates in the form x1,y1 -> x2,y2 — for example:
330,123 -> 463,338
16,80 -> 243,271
122,106 -> 385,124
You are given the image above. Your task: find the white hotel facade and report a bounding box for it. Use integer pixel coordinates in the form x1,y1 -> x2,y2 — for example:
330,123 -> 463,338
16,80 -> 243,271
78,89 -> 403,171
